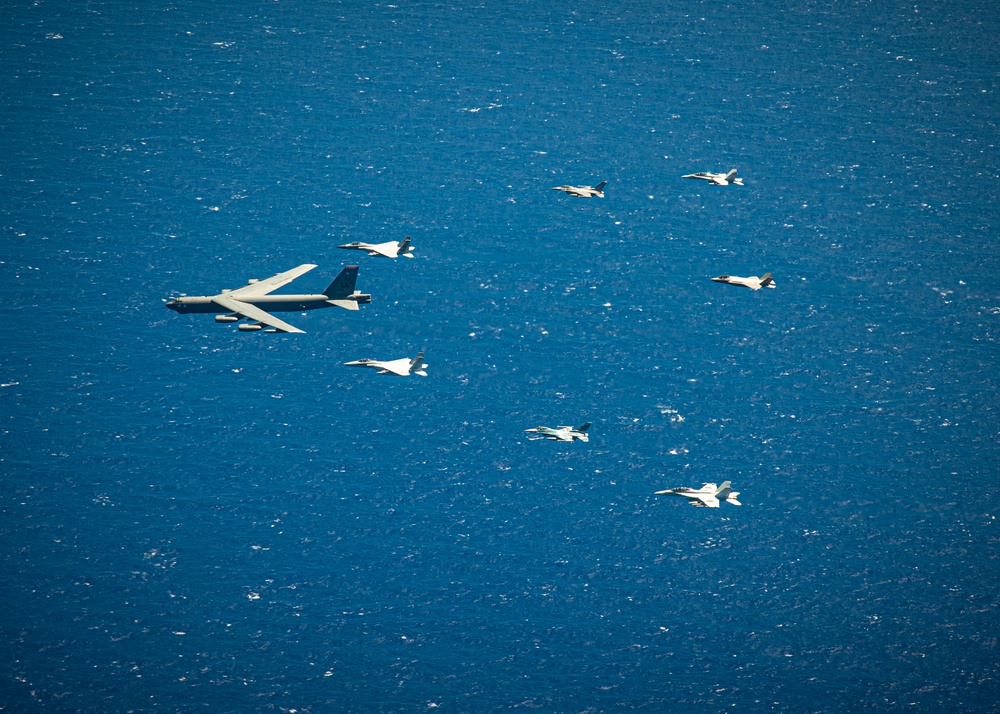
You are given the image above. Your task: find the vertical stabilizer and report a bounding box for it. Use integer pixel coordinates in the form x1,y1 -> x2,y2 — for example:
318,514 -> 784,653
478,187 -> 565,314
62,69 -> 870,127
725,169 -> 738,183
576,422 -> 592,433
398,236 -> 413,257
715,481 -> 733,500
594,181 -> 607,192
324,266 -> 359,298
759,272 -> 773,287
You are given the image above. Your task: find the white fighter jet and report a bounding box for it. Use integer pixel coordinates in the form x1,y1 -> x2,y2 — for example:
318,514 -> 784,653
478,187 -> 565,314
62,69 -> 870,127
344,352 -> 427,377
551,181 -> 607,198
656,481 -> 741,508
711,272 -> 775,290
682,168 -> 744,186
338,236 -> 414,259
524,422 -> 592,442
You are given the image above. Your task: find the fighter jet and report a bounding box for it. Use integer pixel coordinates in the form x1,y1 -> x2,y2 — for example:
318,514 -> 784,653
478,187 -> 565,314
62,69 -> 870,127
711,272 -> 775,290
165,264 -> 371,333
524,422 -> 592,442
551,181 -> 607,198
682,168 -> 744,186
655,481 -> 742,508
344,352 -> 427,377
338,236 -> 414,260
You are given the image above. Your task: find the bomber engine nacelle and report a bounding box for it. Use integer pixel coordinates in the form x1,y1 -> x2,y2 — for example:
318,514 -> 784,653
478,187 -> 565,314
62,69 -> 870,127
215,314 -> 240,323
238,323 -> 263,332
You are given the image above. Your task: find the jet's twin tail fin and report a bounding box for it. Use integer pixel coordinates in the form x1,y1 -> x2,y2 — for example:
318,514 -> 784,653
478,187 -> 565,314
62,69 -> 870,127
324,266 -> 359,299
725,169 -> 738,182
759,272 -> 774,288
398,236 -> 413,257
409,351 -> 426,376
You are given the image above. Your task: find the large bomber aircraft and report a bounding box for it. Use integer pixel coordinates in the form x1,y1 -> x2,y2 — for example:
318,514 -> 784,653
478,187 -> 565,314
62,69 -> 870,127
682,168 -> 743,186
524,422 -> 592,442
344,352 -> 428,377
551,181 -> 607,198
711,272 -> 775,290
338,236 -> 414,259
165,264 -> 370,333
655,481 -> 742,508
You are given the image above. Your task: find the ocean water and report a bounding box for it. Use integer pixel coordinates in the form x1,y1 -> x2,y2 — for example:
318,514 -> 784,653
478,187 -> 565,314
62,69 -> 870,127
2,0 -> 999,711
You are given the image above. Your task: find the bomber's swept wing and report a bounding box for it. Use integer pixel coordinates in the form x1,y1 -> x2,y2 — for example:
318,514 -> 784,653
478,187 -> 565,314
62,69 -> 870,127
211,295 -> 305,334
226,264 -> 318,298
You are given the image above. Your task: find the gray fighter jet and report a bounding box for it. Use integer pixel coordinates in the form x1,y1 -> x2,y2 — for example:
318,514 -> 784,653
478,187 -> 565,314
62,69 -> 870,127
338,236 -> 414,260
656,481 -> 741,508
165,264 -> 370,333
344,352 -> 427,377
524,422 -> 592,442
711,272 -> 775,290
682,168 -> 744,186
551,181 -> 607,198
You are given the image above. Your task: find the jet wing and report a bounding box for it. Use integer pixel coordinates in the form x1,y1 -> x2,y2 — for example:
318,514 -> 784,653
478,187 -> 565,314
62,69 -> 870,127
226,264 -> 318,298
376,358 -> 413,376
367,242 -> 400,259
212,295 -> 305,334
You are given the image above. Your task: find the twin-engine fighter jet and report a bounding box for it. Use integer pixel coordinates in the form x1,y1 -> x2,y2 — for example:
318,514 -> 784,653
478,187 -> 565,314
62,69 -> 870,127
338,236 -> 414,260
656,481 -> 741,508
711,272 -> 775,290
165,264 -> 371,333
682,168 -> 744,186
524,422 -> 592,442
551,181 -> 607,198
344,352 -> 427,377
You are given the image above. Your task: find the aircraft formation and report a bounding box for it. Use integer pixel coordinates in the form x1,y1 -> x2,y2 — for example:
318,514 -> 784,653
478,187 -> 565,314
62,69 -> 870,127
164,168 -> 766,502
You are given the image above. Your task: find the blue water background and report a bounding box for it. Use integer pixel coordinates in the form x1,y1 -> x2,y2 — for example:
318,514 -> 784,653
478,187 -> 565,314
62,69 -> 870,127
2,0 -> 999,710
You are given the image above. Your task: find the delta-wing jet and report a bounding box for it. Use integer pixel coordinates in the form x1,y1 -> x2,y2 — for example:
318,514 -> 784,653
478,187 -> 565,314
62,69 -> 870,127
344,352 -> 427,377
524,422 -> 592,442
682,168 -> 743,186
655,481 -> 742,508
338,236 -> 414,259
711,272 -> 775,290
552,181 -> 607,198
165,264 -> 371,333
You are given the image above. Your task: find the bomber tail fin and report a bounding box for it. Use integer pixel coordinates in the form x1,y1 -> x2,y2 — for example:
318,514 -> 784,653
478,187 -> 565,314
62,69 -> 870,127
324,266 -> 359,298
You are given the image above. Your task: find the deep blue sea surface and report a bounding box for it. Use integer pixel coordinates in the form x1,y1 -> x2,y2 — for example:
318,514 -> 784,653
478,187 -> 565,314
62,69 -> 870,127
2,0 -> 999,711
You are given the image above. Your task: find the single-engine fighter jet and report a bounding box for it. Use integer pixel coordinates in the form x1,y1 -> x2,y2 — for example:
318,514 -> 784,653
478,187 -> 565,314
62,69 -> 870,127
682,168 -> 743,186
524,422 -> 592,442
338,236 -> 414,260
551,181 -> 607,198
655,481 -> 741,508
165,264 -> 371,333
711,272 -> 775,290
344,352 -> 427,377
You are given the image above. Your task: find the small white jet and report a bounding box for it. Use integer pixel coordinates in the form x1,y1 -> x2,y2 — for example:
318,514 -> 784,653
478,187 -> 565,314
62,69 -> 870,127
682,168 -> 744,186
524,422 -> 592,442
656,481 -> 741,508
344,352 -> 427,377
338,236 -> 414,260
711,272 -> 775,290
551,181 -> 607,198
